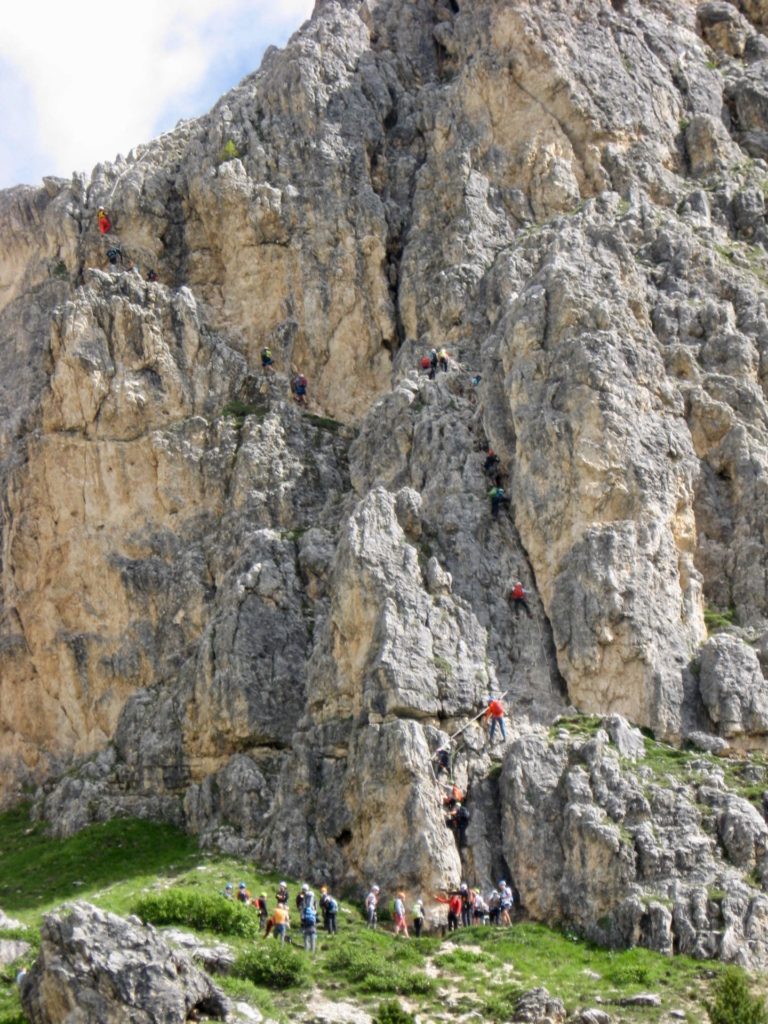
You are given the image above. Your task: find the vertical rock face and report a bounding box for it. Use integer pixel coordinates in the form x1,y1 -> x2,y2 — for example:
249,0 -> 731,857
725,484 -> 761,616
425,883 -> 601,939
1,0 -> 768,953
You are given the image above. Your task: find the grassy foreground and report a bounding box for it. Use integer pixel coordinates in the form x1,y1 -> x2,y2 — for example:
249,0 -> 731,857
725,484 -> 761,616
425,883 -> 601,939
0,805 -> 759,1023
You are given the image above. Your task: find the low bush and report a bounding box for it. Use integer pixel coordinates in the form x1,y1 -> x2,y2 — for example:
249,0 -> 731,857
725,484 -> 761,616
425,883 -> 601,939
132,889 -> 259,938
232,943 -> 307,990
327,942 -> 432,996
706,968 -> 768,1024
375,1000 -> 416,1024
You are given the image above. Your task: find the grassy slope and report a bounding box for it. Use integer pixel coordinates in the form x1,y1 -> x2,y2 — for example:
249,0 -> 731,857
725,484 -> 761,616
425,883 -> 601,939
0,803 -> 750,1024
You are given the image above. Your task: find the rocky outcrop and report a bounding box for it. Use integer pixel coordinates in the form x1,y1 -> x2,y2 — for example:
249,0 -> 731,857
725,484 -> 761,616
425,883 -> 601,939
0,0 -> 768,964
19,901 -> 229,1024
500,720 -> 768,967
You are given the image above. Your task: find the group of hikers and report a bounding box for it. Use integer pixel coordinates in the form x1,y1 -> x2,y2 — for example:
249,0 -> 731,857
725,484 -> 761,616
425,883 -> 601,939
222,876 -> 516,949
419,346 -> 450,379
223,879 -> 338,953
261,346 -> 309,406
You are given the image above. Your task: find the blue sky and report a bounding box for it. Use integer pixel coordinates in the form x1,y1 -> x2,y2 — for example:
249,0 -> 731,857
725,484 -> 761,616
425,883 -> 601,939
0,0 -> 314,190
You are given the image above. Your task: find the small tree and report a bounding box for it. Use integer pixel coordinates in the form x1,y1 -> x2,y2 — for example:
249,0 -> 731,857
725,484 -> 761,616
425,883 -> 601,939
706,968 -> 768,1024
219,139 -> 241,163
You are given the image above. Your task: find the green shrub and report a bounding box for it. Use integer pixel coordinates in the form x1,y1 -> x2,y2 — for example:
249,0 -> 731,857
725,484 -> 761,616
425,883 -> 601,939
232,943 -> 307,990
706,968 -> 768,1024
219,139 -> 241,163
704,606 -> 736,633
221,399 -> 265,425
327,943 -> 432,996
375,1000 -> 416,1024
132,889 -> 259,938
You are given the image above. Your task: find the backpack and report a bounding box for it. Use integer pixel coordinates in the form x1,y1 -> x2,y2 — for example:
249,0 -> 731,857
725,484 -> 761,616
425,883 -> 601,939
302,904 -> 317,926
298,375 -> 307,388
326,897 -> 338,913
457,806 -> 470,826
420,355 -> 430,369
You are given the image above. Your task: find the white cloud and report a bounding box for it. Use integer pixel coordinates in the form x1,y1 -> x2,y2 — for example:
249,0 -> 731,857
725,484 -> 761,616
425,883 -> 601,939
0,0 -> 314,188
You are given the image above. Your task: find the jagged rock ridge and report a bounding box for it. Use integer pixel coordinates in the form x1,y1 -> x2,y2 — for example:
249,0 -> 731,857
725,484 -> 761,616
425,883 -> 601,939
1,0 -> 768,961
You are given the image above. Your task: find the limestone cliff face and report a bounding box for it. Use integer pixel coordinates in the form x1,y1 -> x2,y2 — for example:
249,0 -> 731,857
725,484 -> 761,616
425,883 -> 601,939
2,0 -> 768,959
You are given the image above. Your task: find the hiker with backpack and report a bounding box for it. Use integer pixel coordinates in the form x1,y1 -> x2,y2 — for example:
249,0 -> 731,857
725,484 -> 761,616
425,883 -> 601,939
460,883 -> 474,927
291,372 -> 308,406
483,449 -> 500,478
433,745 -> 451,778
269,902 -> 290,943
300,888 -> 318,953
255,892 -> 269,930
448,802 -> 470,849
488,889 -> 500,926
438,347 -> 449,372
488,484 -> 509,520
508,580 -> 533,619
412,899 -> 425,938
499,881 -> 514,926
365,885 -> 380,929
261,347 -> 274,371
442,782 -> 463,811
320,887 -> 338,934
484,696 -> 507,743
393,892 -> 409,938
236,881 -> 251,904
276,881 -> 289,906
106,246 -> 122,267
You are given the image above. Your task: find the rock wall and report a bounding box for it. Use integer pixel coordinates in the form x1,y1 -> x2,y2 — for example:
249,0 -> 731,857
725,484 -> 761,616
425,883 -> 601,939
1,0 -> 768,956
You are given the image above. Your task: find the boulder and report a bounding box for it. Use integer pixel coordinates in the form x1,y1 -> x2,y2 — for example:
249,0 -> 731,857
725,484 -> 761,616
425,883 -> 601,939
20,902 -> 229,1024
698,635 -> 768,738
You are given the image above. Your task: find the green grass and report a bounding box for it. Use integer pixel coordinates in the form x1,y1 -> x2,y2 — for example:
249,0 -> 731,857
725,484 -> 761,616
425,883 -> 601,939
0,806 -> 760,1024
304,413 -> 344,433
640,738 -> 768,811
0,806 -> 198,920
550,713 -> 604,739
704,606 -> 736,633
221,399 -> 266,426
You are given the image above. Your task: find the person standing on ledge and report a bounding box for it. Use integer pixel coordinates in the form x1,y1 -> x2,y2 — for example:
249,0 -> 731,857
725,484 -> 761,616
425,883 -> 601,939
484,695 -> 507,743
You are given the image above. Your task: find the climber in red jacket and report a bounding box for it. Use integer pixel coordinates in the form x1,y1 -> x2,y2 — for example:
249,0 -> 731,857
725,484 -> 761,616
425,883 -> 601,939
508,580 -> 532,619
484,696 -> 507,742
97,208 -> 111,234
434,891 -> 462,931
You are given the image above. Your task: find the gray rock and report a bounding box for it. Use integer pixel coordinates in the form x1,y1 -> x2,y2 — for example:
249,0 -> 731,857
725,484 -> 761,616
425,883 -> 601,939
617,993 -> 661,1007
699,634 -> 768,738
568,1011 -> 612,1024
0,939 -> 30,967
605,716 -> 645,761
499,728 -> 768,966
513,987 -> 566,1023
20,902 -> 229,1024
0,909 -> 23,930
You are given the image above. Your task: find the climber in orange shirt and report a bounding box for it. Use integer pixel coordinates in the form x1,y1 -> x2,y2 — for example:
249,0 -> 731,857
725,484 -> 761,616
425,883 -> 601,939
484,696 -> 506,742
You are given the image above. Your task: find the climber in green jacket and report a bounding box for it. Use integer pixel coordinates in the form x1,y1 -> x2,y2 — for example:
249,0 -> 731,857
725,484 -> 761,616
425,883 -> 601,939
488,485 -> 508,520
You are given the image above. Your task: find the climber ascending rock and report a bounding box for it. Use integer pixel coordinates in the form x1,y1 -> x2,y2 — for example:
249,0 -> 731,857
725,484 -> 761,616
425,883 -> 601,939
508,580 -> 533,620
97,207 -> 111,234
